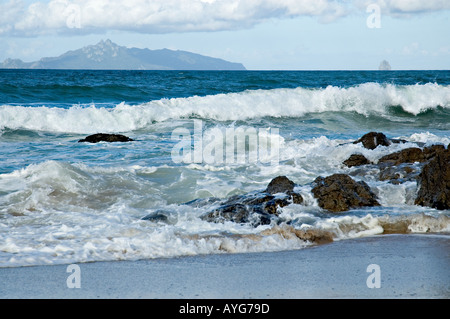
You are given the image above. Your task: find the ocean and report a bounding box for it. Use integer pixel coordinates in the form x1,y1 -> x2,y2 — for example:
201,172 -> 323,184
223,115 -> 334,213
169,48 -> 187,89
0,69 -> 449,268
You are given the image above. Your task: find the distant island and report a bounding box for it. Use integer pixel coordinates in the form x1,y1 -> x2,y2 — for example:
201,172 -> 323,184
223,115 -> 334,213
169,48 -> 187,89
0,39 -> 246,71
378,60 -> 391,71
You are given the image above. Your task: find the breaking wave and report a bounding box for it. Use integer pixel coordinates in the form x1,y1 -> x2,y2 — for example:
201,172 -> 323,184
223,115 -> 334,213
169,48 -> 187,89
1,82 -> 449,134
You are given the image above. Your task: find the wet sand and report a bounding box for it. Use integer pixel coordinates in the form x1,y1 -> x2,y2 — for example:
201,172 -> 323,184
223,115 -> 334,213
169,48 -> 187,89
1,234 -> 449,299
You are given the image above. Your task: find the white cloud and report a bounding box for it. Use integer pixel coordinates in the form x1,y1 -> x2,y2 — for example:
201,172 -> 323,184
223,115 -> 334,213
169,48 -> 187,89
355,0 -> 450,16
1,0 -> 449,37
0,0 -> 351,36
401,42 -> 420,55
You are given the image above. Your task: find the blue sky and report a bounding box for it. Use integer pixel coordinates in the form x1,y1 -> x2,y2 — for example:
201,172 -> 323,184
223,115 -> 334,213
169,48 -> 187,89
0,0 -> 449,70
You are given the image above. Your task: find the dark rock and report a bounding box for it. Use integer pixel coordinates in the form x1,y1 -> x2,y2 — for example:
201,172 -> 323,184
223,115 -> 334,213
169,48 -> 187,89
240,193 -> 275,206
415,149 -> 450,210
311,174 -> 380,212
290,192 -> 304,204
200,191 -> 298,226
264,176 -> 303,204
375,144 -> 446,184
353,132 -> 391,150
378,147 -> 425,165
201,203 -> 266,225
199,176 -> 303,226
378,164 -> 419,184
78,133 -> 134,143
265,176 -> 295,194
183,197 -> 221,208
423,144 -> 446,160
390,138 -> 409,144
343,154 -> 372,167
264,197 -> 291,215
141,211 -> 172,223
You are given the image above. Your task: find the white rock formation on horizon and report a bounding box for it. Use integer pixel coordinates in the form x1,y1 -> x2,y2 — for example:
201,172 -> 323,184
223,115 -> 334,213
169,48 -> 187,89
379,60 -> 391,70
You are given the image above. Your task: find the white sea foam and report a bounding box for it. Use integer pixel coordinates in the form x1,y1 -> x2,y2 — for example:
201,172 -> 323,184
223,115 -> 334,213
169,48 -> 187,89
406,132 -> 450,146
1,83 -> 449,133
1,152 -> 449,267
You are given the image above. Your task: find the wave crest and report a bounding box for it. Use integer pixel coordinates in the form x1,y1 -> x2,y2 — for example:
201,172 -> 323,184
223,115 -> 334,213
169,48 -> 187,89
1,83 -> 449,133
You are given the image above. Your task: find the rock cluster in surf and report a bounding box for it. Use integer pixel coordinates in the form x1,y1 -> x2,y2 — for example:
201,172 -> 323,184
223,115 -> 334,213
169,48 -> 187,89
415,148 -> 450,210
344,132 -> 449,210
142,131 -> 449,230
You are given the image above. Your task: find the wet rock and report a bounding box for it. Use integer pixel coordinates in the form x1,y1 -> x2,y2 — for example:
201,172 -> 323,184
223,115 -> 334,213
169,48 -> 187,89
201,203 -> 266,225
311,174 -> 380,212
343,154 -> 372,167
378,147 -> 425,165
141,211 -> 168,222
183,197 -> 220,208
415,148 -> 450,210
200,191 -> 297,226
351,132 -> 412,150
378,164 -> 419,184
141,210 -> 175,224
78,133 -> 134,143
353,132 -> 391,150
423,144 -> 446,160
290,192 -> 304,205
199,176 -> 303,226
264,175 -> 303,205
375,144 -> 447,185
265,176 -> 295,194
263,197 -> 291,215
390,138 -> 409,144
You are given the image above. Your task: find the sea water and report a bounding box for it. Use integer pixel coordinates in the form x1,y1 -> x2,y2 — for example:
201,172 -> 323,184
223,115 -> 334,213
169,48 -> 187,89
0,70 -> 449,267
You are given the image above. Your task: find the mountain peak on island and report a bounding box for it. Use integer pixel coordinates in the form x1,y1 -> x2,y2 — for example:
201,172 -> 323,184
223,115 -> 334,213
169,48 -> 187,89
1,40 -> 246,71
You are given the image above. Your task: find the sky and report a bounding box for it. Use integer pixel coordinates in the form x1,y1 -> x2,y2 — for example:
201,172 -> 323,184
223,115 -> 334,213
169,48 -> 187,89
0,0 -> 449,70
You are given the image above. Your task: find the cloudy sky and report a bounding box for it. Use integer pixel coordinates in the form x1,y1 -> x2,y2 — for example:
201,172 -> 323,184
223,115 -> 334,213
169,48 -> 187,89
0,0 -> 449,70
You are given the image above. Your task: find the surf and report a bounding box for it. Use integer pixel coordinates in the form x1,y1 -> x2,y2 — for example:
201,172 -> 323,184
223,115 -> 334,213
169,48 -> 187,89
1,82 -> 449,134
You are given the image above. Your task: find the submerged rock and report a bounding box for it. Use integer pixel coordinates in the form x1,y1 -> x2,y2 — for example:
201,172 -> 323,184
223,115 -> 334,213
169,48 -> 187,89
202,203 -> 263,225
311,174 -> 380,212
415,148 -> 450,210
78,133 -> 134,143
141,210 -> 177,224
378,164 -> 419,184
141,211 -> 169,223
199,176 -> 303,226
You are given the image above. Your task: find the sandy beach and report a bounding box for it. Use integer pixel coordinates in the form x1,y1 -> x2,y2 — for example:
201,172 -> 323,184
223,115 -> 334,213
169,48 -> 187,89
1,234 -> 448,299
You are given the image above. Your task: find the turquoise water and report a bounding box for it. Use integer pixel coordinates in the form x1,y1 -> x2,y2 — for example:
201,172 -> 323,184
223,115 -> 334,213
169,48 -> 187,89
0,70 -> 449,267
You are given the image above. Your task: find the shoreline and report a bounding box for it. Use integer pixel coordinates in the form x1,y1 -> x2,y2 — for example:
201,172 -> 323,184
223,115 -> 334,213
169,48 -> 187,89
1,234 -> 449,299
